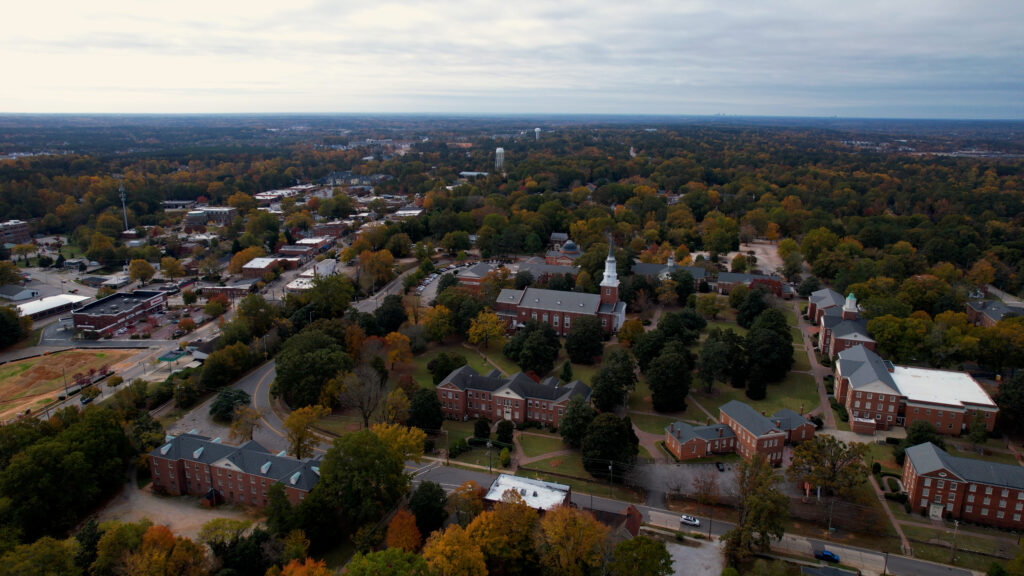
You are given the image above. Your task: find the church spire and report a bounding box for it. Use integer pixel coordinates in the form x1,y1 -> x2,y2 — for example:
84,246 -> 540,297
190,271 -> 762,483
600,235 -> 619,295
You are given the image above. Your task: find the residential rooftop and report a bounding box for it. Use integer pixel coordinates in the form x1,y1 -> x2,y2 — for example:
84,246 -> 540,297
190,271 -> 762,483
485,474 -> 570,511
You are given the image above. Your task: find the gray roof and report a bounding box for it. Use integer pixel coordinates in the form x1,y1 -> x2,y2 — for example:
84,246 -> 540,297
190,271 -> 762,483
440,365 -> 591,404
906,442 -> 1024,490
458,262 -> 496,279
717,272 -> 773,284
719,400 -> 783,437
150,434 -> 320,491
598,301 -> 628,315
771,408 -> 810,431
967,300 -> 1024,323
809,288 -> 845,309
549,232 -> 569,243
835,345 -> 899,394
666,421 -> 736,443
0,284 -> 32,298
517,261 -> 579,277
74,290 -> 164,317
501,287 -> 601,314
631,262 -> 669,278
825,314 -> 874,342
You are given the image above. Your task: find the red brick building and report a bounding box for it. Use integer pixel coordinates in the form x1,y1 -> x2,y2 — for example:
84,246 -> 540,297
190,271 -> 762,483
818,293 -> 875,357
436,365 -> 591,428
457,262 -> 497,294
544,239 -> 581,266
966,300 -> 1024,328
807,287 -> 845,324
664,402 -> 814,464
903,442 -> 1024,529
72,290 -> 168,337
835,345 -> 998,435
0,219 -> 30,245
149,434 -> 318,507
494,244 -> 626,335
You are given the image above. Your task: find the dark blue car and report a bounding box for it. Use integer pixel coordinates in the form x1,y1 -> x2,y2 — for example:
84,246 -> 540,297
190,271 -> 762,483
814,550 -> 840,563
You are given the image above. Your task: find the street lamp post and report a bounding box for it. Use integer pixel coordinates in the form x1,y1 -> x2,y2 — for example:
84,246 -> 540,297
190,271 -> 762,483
950,519 -> 959,563
487,441 -> 492,473
608,462 -> 613,497
883,551 -> 888,575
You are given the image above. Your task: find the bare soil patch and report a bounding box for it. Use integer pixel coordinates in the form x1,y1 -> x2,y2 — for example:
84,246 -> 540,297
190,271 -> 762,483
0,349 -> 135,420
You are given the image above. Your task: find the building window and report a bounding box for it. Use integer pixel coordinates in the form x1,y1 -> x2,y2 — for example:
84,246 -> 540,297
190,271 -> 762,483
1003,489 -> 1010,498
966,506 -> 973,513
987,486 -> 993,495
867,393 -> 872,400
984,497 -> 991,505
855,401 -> 860,408
564,317 -> 570,328
982,508 -> 989,516
924,478 -> 931,487
923,489 -> 930,497
998,511 -> 1005,519
937,480 -> 944,489
605,288 -> 610,295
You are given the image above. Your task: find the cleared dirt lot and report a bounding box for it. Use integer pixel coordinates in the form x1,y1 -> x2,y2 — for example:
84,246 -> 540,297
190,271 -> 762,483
97,479 -> 259,539
0,349 -> 135,420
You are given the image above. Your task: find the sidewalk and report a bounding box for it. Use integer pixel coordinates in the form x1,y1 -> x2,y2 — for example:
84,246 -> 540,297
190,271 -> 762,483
793,300 -> 836,429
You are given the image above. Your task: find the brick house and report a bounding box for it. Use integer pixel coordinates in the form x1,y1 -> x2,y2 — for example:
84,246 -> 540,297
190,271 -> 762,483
436,365 -> 591,428
807,288 -> 845,324
818,293 -> 875,357
72,290 -> 168,337
903,442 -> 1024,529
515,257 -> 579,283
664,401 -> 814,464
494,244 -> 626,335
149,434 -> 318,507
242,257 -> 282,279
835,345 -> 998,435
966,300 -> 1024,327
664,422 -> 736,461
0,219 -> 31,245
716,273 -> 793,299
457,262 -> 497,294
719,400 -> 789,466
630,256 -> 708,288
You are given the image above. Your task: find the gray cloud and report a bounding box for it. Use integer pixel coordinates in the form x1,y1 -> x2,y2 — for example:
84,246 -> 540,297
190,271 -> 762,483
0,0 -> 1020,117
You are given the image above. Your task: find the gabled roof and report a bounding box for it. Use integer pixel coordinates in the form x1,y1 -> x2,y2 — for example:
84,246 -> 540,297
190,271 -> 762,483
666,421 -> 735,442
771,409 -> 811,431
631,263 -> 669,278
829,318 -> 874,342
509,287 -> 601,314
717,272 -> 778,284
719,400 -> 783,437
809,288 -> 845,309
517,261 -> 579,277
967,300 -> 1024,323
150,434 -> 321,491
458,262 -> 495,279
835,345 -> 900,394
440,365 -> 591,404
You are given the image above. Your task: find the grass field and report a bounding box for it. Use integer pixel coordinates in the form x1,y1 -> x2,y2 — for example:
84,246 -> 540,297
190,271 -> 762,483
865,442 -> 900,472
518,433 -> 567,458
947,445 -> 1020,467
693,372 -> 819,417
412,344 -> 493,387
0,349 -> 135,420
523,453 -> 641,502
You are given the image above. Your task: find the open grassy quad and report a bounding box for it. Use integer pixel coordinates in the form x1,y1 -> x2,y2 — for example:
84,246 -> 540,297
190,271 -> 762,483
946,444 -> 1021,467
694,372 -> 820,417
518,433 -> 567,458
411,344 -> 494,387
864,442 -> 900,472
0,349 -> 135,421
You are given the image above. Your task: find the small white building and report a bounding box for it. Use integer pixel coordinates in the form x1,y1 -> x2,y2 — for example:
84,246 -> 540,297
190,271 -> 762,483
484,474 -> 571,512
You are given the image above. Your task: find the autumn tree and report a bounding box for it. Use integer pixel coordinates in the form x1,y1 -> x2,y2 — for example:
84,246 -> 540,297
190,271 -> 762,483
385,332 -> 412,369
723,455 -> 788,566
129,259 -> 156,284
608,535 -> 673,576
275,558 -> 331,576
229,405 -> 265,443
468,308 -> 506,349
421,524 -> 486,576
786,436 -> 868,529
371,422 -> 426,463
358,249 -> 395,290
696,293 -> 722,319
283,404 -> 329,459
385,509 -> 422,552
536,506 -> 610,576
446,481 -> 485,527
422,305 -> 454,342
466,489 -> 540,575
0,536 -> 82,576
617,318 -> 644,347
383,388 -> 411,425
228,246 -> 265,274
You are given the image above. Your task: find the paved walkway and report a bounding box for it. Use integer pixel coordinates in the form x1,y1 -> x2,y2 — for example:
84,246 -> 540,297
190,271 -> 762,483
869,474 -> 912,554
461,343 -> 510,376
792,300 -> 836,428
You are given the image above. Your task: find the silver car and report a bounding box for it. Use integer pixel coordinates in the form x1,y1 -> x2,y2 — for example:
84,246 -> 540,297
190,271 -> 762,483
680,515 -> 700,527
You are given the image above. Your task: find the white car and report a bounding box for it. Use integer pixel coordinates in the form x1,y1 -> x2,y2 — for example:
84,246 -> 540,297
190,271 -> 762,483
680,515 -> 701,527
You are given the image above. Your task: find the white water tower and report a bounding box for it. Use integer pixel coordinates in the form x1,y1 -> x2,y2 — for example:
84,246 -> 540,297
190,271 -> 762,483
495,147 -> 504,170
534,127 -> 541,141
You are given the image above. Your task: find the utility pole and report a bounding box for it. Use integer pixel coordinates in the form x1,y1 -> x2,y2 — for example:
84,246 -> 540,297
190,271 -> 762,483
487,441 -> 492,473
950,519 -> 959,562
608,461 -> 613,497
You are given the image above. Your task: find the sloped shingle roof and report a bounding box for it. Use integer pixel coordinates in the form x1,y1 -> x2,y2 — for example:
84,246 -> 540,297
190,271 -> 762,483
720,400 -> 783,437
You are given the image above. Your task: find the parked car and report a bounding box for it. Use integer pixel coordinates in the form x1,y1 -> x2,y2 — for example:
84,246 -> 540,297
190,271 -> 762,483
814,550 -> 840,563
172,329 -> 185,338
716,462 -> 726,472
680,515 -> 700,527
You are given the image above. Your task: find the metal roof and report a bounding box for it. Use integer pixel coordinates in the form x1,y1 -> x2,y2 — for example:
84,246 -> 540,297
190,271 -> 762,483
17,294 -> 90,316
808,288 -> 846,308
906,442 -> 1024,490
511,287 -> 601,314
719,400 -> 784,437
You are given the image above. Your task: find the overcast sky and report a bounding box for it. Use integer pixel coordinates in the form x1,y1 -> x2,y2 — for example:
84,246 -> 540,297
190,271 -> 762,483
2,1 -> 1021,118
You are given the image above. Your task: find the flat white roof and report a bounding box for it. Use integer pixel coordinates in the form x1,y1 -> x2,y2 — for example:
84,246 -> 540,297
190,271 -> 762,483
892,366 -> 997,410
484,474 -> 570,511
242,257 -> 279,269
286,278 -> 315,291
296,237 -> 331,245
17,294 -> 90,316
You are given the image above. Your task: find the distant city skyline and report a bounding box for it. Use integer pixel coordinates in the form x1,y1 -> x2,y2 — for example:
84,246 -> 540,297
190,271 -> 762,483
2,1 -> 1021,119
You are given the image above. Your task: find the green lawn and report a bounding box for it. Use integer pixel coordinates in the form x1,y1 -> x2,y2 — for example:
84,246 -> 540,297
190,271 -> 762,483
412,344 -> 493,387
947,445 -> 1020,467
629,411 -> 697,435
696,372 -> 820,417
628,378 -> 653,411
902,524 -> 1018,560
791,348 -> 812,372
831,407 -> 851,432
790,327 -> 805,344
314,414 -> 364,436
522,453 -> 642,502
529,452 -> 589,477
705,321 -> 747,337
518,434 -> 567,458
442,419 -> 477,442
865,443 -> 900,471
779,307 -> 798,328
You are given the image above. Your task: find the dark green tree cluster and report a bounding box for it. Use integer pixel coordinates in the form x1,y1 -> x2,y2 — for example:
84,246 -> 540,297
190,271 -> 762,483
591,349 -> 638,412
503,320 -> 561,376
581,413 -> 639,480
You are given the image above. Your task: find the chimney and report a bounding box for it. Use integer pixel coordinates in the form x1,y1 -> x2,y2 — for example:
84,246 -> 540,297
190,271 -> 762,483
718,427 -> 723,437
670,423 -> 675,433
